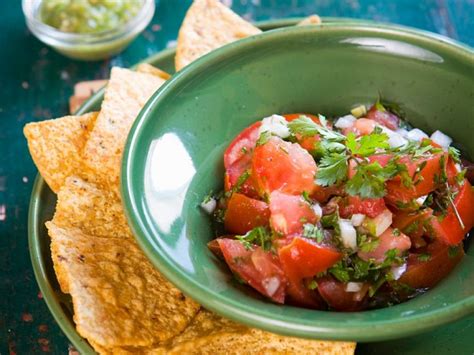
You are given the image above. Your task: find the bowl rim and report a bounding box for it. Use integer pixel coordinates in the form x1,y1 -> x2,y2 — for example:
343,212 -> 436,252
122,22 -> 474,342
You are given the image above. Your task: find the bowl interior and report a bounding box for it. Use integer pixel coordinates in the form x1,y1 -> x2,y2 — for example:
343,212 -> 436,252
122,24 -> 474,342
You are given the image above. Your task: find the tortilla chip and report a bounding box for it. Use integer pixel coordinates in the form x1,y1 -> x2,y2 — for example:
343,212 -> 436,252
297,14 -> 322,26
175,0 -> 261,71
136,63 -> 172,80
152,310 -> 356,354
47,222 -> 199,348
52,176 -> 130,240
82,67 -> 166,190
24,112 -> 98,193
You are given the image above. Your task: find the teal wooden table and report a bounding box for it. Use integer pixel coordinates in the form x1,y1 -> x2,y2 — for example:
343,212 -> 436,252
1,0 -> 473,353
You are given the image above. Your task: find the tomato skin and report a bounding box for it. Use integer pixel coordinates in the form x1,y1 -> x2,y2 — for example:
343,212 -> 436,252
431,180 -> 474,245
278,237 -> 340,309
385,153 -> 447,206
358,227 -> 411,263
317,277 -> 368,311
279,237 -> 342,279
392,208 -> 433,248
339,195 -> 386,219
224,122 -> 261,169
252,136 -> 317,196
217,239 -> 287,303
366,105 -> 400,130
398,241 -> 464,289
224,193 -> 270,235
225,153 -> 259,198
269,191 -> 317,236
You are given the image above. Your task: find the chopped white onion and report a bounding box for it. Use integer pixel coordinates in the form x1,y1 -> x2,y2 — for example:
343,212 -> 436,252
430,130 -> 452,148
338,219 -> 357,249
396,128 -> 409,137
335,114 -> 357,129
372,209 -> 393,237
416,195 -> 428,206
391,263 -> 407,280
200,198 -> 216,214
258,114 -> 290,138
351,213 -> 366,227
345,282 -> 363,292
455,163 -> 462,173
312,203 -> 323,219
406,128 -> 429,142
262,276 -> 280,296
379,126 -> 408,148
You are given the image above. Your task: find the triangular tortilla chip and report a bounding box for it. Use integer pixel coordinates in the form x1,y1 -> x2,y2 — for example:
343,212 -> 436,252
152,310 -> 356,354
298,14 -> 322,26
175,0 -> 261,71
52,176 -> 130,240
136,63 -> 172,80
82,67 -> 166,190
24,112 -> 98,193
47,176 -> 200,349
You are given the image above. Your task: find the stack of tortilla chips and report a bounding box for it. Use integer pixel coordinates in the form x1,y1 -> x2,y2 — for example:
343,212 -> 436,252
25,0 -> 354,353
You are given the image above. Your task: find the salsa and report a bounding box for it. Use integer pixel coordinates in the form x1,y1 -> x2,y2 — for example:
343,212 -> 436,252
40,0 -> 144,34
203,100 -> 474,311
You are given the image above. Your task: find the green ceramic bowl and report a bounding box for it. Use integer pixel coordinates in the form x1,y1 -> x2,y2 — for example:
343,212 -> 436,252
122,23 -> 474,342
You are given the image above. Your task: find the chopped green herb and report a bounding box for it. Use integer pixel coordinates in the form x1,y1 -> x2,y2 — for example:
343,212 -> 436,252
329,262 -> 351,283
316,153 -> 348,186
307,279 -> 318,290
448,245 -> 461,258
288,116 -> 345,141
346,132 -> 389,157
448,146 -> 461,164
392,228 -> 401,236
359,237 -> 380,253
241,146 -> 248,154
417,253 -> 431,262
256,131 -> 272,146
346,162 -> 388,198
301,191 -> 312,204
302,224 -> 324,243
236,226 -> 273,251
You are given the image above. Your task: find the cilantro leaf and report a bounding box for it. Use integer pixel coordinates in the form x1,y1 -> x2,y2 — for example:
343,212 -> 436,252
346,132 -> 390,157
346,162 -> 388,198
315,153 -> 348,186
417,253 -> 431,262
256,131 -> 272,146
288,116 -> 345,141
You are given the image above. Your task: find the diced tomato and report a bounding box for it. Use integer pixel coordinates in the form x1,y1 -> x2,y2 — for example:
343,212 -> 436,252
217,239 -> 287,303
224,193 -> 270,235
278,237 -> 341,308
366,104 -> 400,130
225,153 -> 259,198
385,153 -> 448,206
343,118 -> 377,136
269,191 -> 317,235
317,277 -> 368,311
392,208 -> 433,236
339,195 -> 386,219
358,227 -> 411,263
252,136 -> 317,196
446,157 -> 459,185
284,113 -> 325,152
279,237 -> 342,278
399,241 -> 464,289
392,208 -> 433,248
430,180 -> 474,245
224,121 -> 261,169
368,154 -> 393,168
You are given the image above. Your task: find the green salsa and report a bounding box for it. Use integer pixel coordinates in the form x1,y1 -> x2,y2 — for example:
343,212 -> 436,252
40,0 -> 144,34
